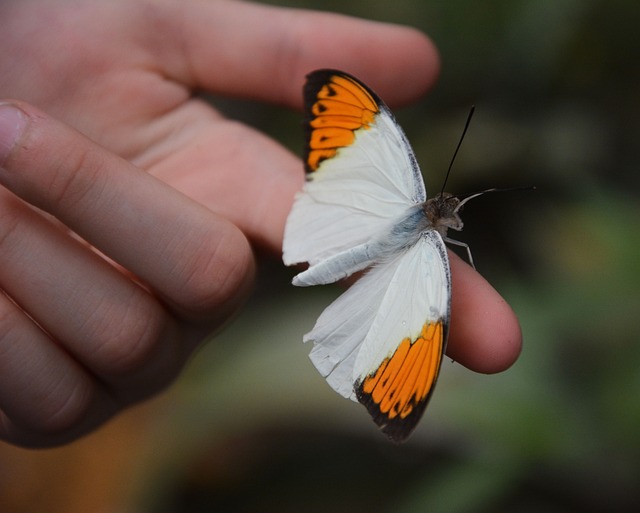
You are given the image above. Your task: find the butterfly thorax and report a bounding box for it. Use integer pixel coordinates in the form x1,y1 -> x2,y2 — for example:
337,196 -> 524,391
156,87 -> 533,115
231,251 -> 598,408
422,192 -> 464,238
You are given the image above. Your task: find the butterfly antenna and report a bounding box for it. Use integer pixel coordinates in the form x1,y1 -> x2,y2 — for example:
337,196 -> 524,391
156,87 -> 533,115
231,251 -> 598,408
454,185 -> 536,212
441,105 -> 475,196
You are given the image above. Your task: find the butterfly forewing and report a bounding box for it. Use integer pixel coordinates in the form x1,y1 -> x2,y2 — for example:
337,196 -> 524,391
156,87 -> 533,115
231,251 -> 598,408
283,70 -> 426,268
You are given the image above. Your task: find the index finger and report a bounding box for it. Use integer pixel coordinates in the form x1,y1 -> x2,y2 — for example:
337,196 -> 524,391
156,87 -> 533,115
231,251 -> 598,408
157,0 -> 439,108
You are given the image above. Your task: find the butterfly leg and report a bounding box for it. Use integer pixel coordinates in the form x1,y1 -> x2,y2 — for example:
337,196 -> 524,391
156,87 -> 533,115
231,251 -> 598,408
444,237 -> 475,269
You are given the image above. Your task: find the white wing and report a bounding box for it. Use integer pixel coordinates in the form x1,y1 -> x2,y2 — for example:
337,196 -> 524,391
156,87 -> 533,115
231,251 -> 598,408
305,230 -> 450,402
283,70 -> 426,268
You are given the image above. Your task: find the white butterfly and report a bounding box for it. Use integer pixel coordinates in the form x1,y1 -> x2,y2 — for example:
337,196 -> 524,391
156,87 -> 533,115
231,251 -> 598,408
283,70 -> 482,442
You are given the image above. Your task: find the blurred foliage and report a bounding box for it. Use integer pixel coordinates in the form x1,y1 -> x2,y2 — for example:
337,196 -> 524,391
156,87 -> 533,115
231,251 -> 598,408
5,1 -> 636,512
132,1 -> 640,512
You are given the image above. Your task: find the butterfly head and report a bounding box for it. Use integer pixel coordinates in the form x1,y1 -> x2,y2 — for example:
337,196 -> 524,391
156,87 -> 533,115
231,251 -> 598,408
423,192 -> 464,237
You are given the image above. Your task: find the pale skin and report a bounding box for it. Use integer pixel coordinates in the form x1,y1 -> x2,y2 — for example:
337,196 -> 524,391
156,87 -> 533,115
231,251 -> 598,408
0,0 -> 521,448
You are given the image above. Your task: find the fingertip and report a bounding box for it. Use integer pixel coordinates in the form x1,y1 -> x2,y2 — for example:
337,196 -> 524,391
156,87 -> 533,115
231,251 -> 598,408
446,253 -> 523,374
294,16 -> 440,108
470,294 -> 522,374
168,215 -> 256,328
177,1 -> 440,108
358,24 -> 441,107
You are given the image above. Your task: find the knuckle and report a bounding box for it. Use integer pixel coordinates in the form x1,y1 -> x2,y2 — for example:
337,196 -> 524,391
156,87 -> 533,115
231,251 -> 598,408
33,375 -> 96,434
2,367 -> 98,439
0,192 -> 26,251
86,291 -> 168,377
172,228 -> 254,318
0,303 -> 25,352
0,303 -> 99,438
43,142 -> 105,215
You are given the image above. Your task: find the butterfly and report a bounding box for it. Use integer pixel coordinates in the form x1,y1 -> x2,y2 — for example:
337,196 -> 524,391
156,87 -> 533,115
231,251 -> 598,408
282,69 -> 485,443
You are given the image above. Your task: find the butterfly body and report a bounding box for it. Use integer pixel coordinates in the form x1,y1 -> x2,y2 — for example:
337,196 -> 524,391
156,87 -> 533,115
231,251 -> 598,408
283,70 -> 462,442
293,195 -> 463,288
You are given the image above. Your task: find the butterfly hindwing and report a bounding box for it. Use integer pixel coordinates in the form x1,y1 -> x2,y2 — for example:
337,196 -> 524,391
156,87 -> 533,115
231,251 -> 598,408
306,231 -> 450,442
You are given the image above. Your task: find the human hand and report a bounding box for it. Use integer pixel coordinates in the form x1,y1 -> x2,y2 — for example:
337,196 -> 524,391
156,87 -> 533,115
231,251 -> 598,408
0,0 -> 518,448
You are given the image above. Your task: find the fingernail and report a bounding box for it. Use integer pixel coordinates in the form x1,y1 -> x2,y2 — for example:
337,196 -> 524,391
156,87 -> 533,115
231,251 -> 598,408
0,103 -> 27,165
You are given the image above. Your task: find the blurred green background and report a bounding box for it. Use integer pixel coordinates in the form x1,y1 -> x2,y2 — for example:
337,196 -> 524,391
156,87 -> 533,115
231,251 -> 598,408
139,1 -> 639,512
6,1 -> 637,512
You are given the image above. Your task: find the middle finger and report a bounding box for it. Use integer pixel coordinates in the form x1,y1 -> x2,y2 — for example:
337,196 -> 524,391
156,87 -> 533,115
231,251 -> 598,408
0,102 -> 254,322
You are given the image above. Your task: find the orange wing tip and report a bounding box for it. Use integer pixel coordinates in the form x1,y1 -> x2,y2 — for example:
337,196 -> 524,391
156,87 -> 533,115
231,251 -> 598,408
303,70 -> 381,172
355,321 -> 446,443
